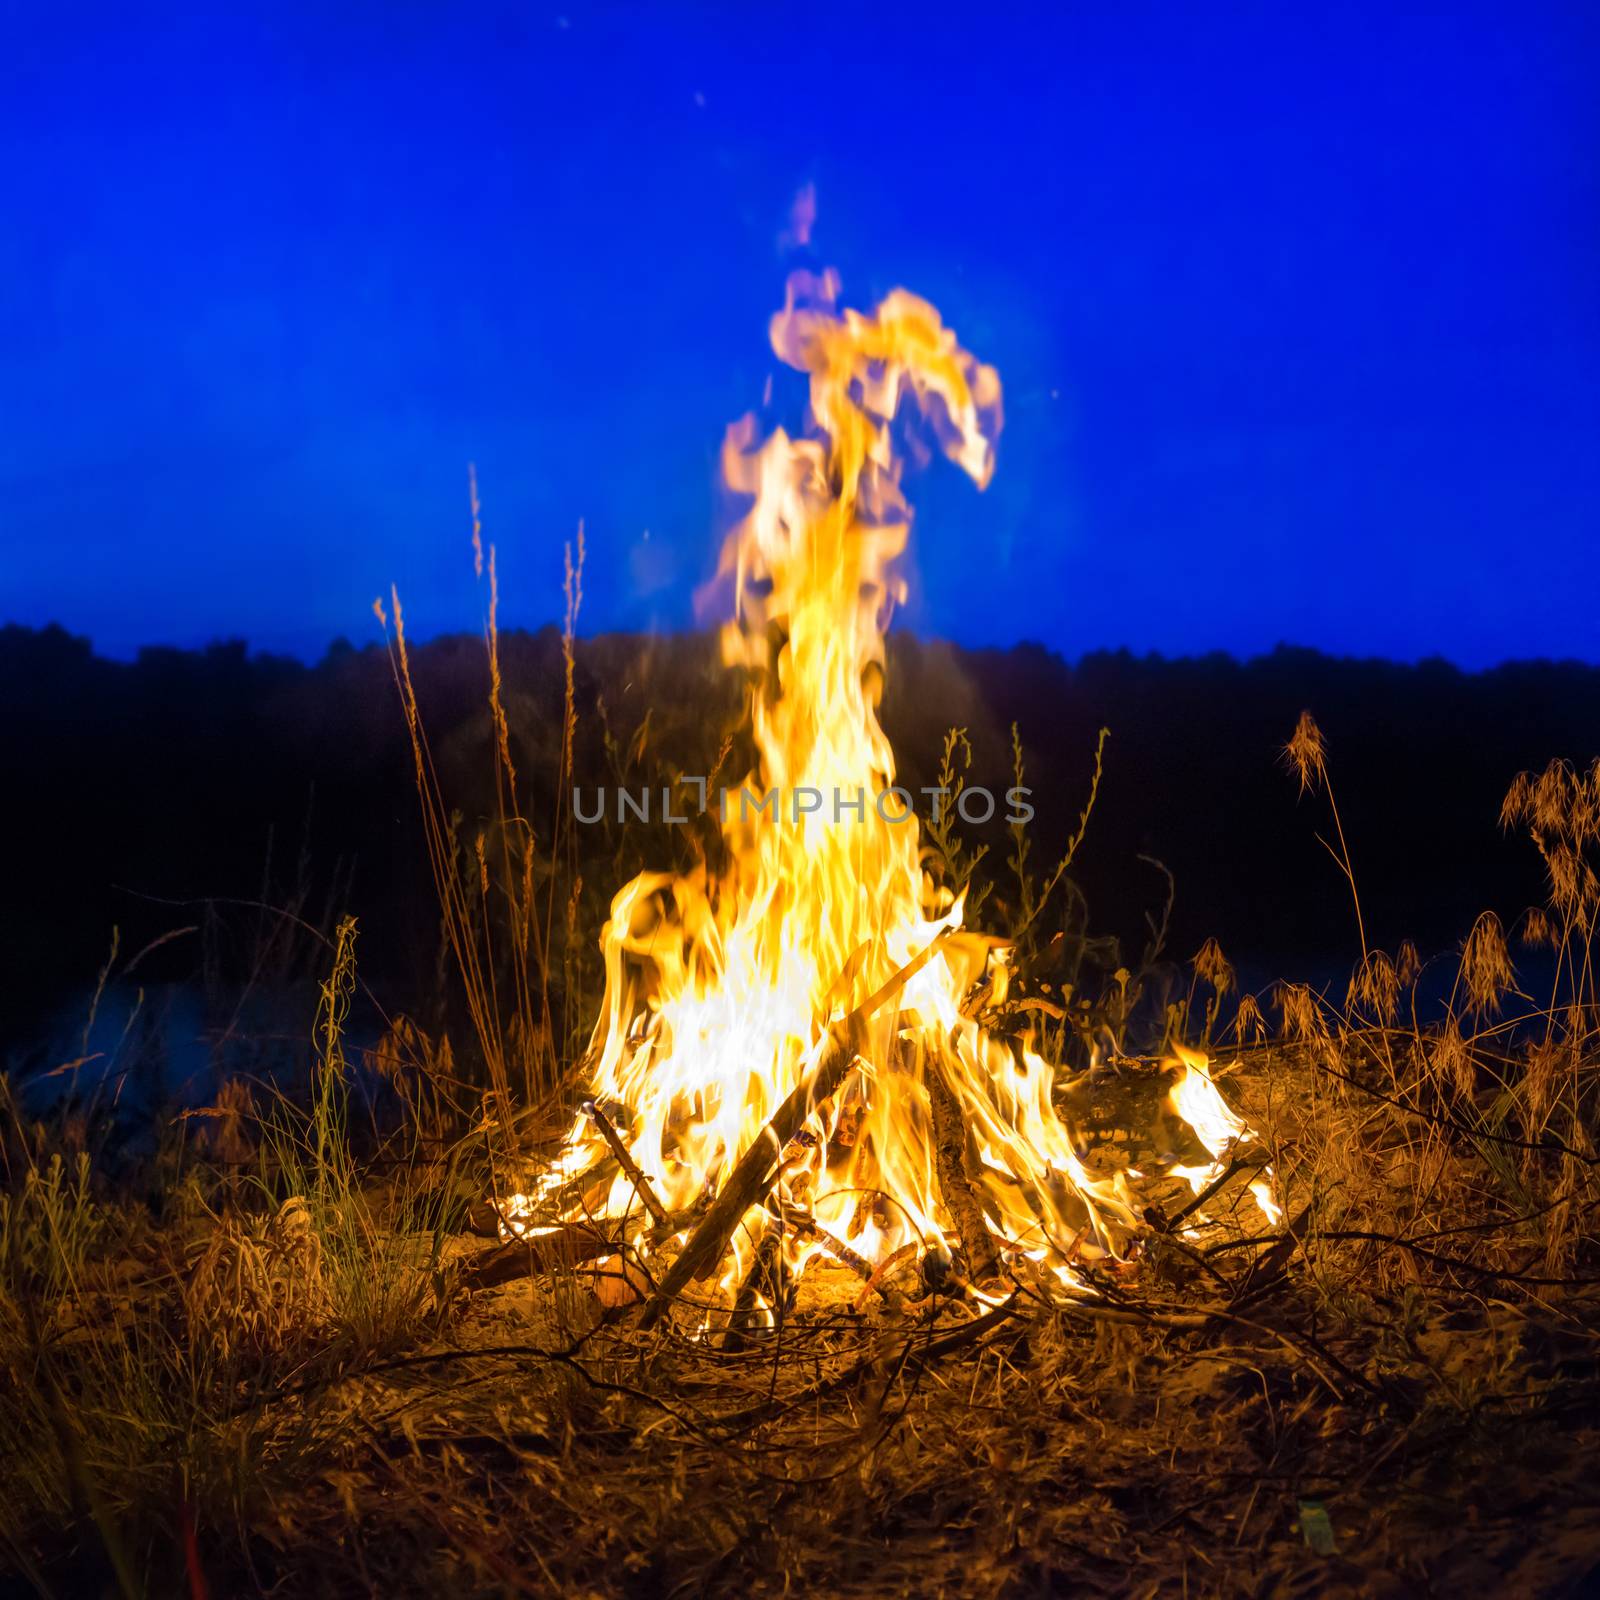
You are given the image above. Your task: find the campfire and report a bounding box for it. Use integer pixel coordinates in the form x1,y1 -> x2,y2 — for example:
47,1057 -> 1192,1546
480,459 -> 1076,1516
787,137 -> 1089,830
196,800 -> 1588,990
498,268 -> 1266,1327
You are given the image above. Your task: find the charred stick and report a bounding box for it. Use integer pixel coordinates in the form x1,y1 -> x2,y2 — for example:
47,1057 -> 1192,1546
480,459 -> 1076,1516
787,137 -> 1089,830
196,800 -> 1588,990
640,933 -> 950,1328
1229,1198 -> 1316,1305
1143,1143 -> 1273,1239
465,1197 -> 511,1239
583,1100 -> 669,1228
979,996 -> 1068,1025
713,1294 -> 1024,1432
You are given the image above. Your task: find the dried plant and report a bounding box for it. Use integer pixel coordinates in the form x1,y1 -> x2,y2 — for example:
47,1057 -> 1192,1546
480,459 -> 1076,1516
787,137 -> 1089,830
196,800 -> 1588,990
1459,911 -> 1515,1015
1275,980 -> 1325,1044
1346,949 -> 1399,1026
1013,723 -> 1110,952
1281,709 -> 1368,960
376,488 -> 595,1130
1395,938 -> 1422,988
1282,708 -> 1327,795
923,725 -> 987,911
1230,990 -> 1267,1045
1429,1013 -> 1474,1099
1192,937 -> 1235,998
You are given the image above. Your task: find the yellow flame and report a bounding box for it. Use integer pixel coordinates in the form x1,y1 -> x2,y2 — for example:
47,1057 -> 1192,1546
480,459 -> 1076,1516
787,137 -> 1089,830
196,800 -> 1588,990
1168,1044 -> 1250,1161
1165,1044 -> 1279,1226
506,271 -> 1155,1301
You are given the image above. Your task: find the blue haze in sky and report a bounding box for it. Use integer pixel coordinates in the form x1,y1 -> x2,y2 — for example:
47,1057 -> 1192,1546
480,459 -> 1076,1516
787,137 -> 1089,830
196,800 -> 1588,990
2,2 -> 1596,665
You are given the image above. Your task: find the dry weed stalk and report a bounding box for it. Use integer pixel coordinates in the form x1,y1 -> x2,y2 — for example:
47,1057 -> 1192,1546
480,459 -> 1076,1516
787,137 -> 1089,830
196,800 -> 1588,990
375,488 -> 594,1140
1459,911 -> 1514,1015
375,586 -> 517,1128
1282,709 -> 1368,960
1193,937 -> 1235,998
1231,991 -> 1267,1046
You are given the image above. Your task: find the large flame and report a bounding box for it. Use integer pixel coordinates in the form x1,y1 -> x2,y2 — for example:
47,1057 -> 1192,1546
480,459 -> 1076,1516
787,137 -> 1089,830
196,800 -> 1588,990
513,272 -> 1151,1308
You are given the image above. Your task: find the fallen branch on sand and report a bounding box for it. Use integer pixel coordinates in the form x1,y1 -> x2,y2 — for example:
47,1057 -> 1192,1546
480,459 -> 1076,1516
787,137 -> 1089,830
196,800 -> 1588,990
452,1224 -> 620,1292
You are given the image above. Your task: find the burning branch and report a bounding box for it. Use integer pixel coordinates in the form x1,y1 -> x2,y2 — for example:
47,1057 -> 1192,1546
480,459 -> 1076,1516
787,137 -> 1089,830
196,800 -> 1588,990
640,935 -> 951,1326
923,1058 -> 1001,1286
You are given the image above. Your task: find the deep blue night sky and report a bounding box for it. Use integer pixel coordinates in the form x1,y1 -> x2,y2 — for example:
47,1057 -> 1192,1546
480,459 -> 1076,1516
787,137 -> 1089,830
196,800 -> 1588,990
3,2 -> 1596,666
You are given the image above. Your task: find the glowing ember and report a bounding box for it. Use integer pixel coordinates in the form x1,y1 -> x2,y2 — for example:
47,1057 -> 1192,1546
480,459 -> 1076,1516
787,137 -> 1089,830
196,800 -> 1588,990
503,270 -> 1269,1309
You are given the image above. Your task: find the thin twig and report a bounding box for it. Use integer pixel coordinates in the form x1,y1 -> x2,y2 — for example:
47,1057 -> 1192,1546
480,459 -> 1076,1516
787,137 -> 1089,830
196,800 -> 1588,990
583,1100 -> 669,1227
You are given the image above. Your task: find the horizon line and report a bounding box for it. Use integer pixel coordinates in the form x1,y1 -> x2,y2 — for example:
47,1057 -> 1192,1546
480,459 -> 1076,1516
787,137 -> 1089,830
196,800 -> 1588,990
6,616 -> 1600,680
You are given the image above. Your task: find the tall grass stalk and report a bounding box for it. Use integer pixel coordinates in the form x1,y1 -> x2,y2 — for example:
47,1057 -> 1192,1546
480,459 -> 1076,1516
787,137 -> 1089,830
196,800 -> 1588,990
377,494 -> 588,1145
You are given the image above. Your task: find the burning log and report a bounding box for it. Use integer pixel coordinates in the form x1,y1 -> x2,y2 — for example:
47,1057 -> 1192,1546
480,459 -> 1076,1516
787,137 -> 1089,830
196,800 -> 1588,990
1148,1149 -> 1273,1235
639,935 -> 948,1327
498,1156 -> 620,1237
925,1059 -> 1002,1286
776,1205 -> 905,1308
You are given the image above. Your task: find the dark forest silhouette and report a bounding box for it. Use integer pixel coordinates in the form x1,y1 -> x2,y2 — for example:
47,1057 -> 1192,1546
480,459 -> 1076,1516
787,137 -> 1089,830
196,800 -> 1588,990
5,621 -> 1598,1055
